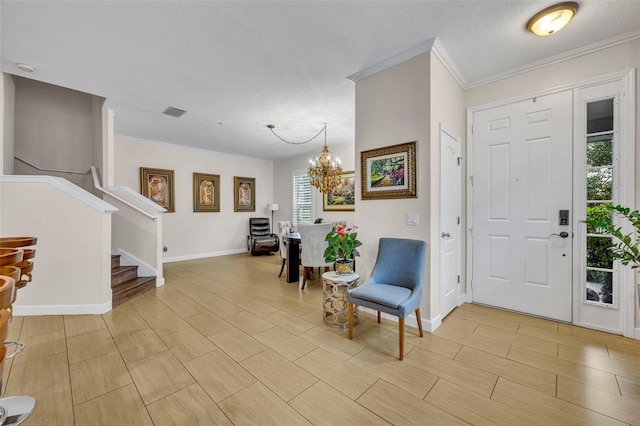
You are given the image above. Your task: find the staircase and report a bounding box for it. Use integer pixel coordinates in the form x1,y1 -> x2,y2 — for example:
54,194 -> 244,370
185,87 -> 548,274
111,255 -> 156,307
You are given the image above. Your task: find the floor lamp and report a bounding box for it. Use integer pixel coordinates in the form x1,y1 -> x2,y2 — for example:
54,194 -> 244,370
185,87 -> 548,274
267,203 -> 279,233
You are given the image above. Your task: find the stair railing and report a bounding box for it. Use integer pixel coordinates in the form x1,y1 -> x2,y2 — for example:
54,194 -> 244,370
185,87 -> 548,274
91,166 -> 157,221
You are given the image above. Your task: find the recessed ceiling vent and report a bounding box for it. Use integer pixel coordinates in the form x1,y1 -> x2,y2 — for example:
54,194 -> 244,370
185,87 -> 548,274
162,106 -> 187,118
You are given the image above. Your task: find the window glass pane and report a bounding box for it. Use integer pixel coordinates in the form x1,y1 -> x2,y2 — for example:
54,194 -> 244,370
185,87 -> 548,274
586,270 -> 613,304
587,98 -> 613,133
586,236 -> 613,269
586,203 -> 612,234
586,134 -> 613,167
586,167 -> 612,200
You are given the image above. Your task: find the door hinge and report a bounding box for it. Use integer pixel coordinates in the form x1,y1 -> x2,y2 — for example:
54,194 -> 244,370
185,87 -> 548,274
457,157 -> 462,166
469,176 -> 473,186
470,280 -> 473,289
457,216 -> 460,225
457,275 -> 460,283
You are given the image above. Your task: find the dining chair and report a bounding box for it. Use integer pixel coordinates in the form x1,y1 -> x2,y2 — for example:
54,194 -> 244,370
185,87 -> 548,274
297,223 -> 333,290
347,237 -> 427,360
277,221 -> 292,277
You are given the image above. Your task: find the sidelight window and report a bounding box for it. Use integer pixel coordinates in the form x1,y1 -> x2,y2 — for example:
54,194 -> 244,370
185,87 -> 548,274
584,98 -> 615,305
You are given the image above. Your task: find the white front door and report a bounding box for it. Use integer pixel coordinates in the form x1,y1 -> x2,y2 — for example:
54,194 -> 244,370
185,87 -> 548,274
472,91 -> 573,322
440,124 -> 462,319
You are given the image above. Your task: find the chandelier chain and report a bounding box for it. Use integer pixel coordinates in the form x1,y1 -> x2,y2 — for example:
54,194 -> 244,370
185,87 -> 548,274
268,124 -> 326,145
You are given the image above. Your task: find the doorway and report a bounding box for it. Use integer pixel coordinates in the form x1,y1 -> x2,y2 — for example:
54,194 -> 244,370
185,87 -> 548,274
468,71 -> 635,336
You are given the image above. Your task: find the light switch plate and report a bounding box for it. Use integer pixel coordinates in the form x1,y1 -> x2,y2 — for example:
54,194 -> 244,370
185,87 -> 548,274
406,213 -> 419,226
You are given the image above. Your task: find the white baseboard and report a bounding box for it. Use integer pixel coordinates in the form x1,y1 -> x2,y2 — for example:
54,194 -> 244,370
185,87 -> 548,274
13,302 -> 112,316
163,248 -> 247,263
635,327 -> 640,340
360,307 -> 442,333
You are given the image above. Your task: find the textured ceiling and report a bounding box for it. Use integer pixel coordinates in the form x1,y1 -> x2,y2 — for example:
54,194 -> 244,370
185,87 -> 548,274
2,1 -> 639,160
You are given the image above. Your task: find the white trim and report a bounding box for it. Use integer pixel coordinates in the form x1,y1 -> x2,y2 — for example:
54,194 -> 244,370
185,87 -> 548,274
0,175 -> 118,213
466,30 -> 640,89
360,307 -> 442,333
465,109 -> 475,304
635,327 -> 640,340
13,302 -> 112,316
347,38 -> 436,82
107,184 -> 166,214
431,38 -> 467,89
163,248 -> 247,263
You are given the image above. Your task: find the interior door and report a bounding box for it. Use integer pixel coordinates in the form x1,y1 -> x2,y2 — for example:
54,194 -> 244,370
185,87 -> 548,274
472,91 -> 573,321
440,124 -> 462,319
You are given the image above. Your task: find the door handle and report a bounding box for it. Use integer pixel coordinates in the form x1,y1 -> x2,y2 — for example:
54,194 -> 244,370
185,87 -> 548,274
441,232 -> 451,238
550,232 -> 569,238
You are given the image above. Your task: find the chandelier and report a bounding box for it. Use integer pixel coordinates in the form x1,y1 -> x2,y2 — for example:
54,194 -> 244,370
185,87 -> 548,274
266,123 -> 343,193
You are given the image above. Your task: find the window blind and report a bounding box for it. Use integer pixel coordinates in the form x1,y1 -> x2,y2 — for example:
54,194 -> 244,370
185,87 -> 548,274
292,172 -> 312,227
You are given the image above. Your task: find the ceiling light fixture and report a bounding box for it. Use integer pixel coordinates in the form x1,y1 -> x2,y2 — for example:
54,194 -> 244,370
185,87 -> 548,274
266,123 -> 342,193
526,2 -> 578,36
16,63 -> 36,73
307,124 -> 342,194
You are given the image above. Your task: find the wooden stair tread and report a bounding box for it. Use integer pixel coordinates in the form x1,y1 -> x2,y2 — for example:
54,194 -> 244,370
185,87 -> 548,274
111,276 -> 156,307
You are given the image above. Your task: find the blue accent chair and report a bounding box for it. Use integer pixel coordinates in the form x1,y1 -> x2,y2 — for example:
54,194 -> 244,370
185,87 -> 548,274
347,238 -> 427,360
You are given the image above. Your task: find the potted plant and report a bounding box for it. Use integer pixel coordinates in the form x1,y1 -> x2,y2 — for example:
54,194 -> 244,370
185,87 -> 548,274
586,204 -> 640,305
324,224 -> 362,274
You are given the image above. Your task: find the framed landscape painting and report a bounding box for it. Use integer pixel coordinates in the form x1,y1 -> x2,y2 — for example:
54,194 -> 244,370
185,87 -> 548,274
234,176 -> 256,212
323,170 -> 355,211
140,167 -> 175,212
193,172 -> 220,212
361,141 -> 416,200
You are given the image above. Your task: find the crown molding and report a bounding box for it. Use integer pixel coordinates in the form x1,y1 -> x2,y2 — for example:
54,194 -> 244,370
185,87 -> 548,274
347,38 -> 437,82
347,30 -> 640,91
466,30 -> 640,89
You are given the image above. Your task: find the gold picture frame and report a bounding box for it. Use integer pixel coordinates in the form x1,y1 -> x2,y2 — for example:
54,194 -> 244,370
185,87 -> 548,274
234,176 -> 256,212
323,170 -> 355,211
193,172 -> 220,212
361,141 -> 417,200
140,167 -> 175,212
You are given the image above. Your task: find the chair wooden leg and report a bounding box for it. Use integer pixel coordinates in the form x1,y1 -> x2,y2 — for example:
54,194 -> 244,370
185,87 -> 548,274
278,259 -> 286,277
399,317 -> 405,360
300,267 -> 310,289
415,308 -> 424,337
348,303 -> 354,339
377,311 -> 381,323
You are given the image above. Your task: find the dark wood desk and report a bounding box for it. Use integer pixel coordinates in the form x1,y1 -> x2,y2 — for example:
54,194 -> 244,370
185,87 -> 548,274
283,233 -> 301,283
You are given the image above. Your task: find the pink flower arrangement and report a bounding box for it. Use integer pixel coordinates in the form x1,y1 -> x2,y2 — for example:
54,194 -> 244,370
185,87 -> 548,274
324,224 -> 362,262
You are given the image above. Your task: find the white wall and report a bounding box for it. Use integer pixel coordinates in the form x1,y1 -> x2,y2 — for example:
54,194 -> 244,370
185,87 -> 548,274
1,73 -> 15,175
353,52 -> 434,322
0,178 -> 114,314
272,144 -> 356,227
464,39 -> 640,330
429,54 -> 466,319
114,135 -> 274,260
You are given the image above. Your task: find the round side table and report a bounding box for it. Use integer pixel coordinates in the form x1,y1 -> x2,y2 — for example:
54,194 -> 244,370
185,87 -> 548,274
322,272 -> 359,328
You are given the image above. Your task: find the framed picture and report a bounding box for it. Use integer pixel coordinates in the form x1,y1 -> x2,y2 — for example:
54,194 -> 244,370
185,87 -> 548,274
193,172 -> 220,212
323,170 -> 355,211
361,141 -> 417,200
140,167 -> 175,212
234,176 -> 256,212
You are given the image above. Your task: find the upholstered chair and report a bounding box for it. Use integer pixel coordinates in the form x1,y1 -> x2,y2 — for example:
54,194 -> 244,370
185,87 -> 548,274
297,223 -> 333,289
277,221 -> 292,277
247,217 -> 279,256
347,238 -> 427,360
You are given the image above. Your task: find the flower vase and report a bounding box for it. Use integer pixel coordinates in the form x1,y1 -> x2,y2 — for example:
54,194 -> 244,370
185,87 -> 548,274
335,258 -> 354,275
